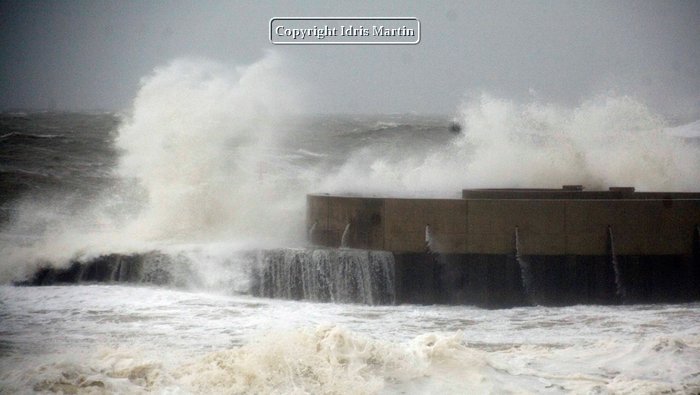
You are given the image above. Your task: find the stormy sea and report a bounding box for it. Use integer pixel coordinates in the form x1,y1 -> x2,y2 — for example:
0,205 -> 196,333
2,56 -> 700,394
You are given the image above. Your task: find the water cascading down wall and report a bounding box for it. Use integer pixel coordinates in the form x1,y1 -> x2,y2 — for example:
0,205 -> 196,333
307,187 -> 700,307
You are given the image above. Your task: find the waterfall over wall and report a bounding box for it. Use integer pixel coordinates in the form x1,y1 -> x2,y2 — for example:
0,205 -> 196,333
21,242 -> 698,307
251,249 -> 395,305
20,248 -> 397,305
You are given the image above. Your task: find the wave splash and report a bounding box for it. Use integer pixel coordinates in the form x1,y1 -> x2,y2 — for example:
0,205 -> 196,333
0,53 -> 307,282
322,94 -> 700,196
115,52 -> 304,244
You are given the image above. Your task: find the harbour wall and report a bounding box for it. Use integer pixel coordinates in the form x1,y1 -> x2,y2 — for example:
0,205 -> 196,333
307,191 -> 700,307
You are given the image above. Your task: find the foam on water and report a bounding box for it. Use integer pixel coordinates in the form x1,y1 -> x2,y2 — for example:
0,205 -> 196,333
1,285 -> 699,394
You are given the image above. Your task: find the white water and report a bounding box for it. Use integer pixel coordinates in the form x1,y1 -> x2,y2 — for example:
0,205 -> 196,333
1,285 -> 699,394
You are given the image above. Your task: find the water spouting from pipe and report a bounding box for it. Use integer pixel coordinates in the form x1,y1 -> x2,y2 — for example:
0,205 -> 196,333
308,221 -> 317,244
425,224 -> 433,253
515,226 -> 534,304
608,225 -> 626,302
340,223 -> 351,248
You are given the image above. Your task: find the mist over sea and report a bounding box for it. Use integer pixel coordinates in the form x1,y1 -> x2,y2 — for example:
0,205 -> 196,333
1,55 -> 700,393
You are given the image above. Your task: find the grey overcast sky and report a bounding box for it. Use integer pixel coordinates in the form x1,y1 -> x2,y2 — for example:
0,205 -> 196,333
1,0 -> 699,118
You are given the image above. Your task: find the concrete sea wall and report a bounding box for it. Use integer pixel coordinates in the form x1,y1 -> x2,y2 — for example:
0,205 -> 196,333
307,190 -> 700,307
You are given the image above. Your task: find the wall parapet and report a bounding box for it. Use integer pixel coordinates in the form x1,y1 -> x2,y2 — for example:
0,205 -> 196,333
307,189 -> 700,256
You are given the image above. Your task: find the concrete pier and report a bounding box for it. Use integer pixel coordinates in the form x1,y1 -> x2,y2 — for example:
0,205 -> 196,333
307,187 -> 700,307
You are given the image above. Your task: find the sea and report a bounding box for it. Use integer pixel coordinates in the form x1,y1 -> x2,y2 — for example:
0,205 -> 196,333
1,57 -> 700,394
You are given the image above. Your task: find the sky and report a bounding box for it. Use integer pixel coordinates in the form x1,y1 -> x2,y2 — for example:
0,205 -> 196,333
0,0 -> 699,118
